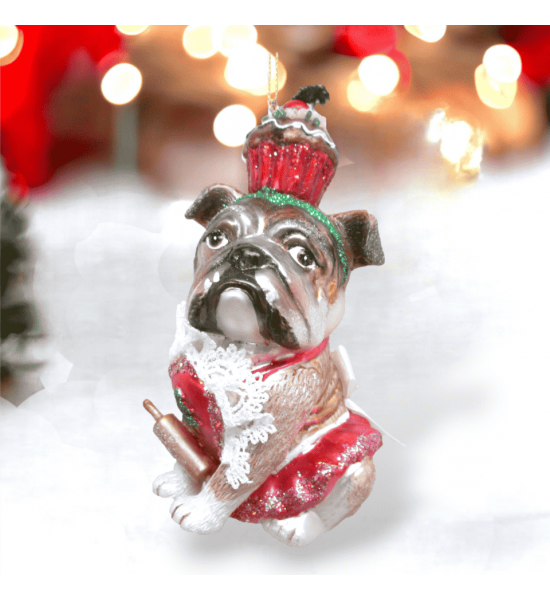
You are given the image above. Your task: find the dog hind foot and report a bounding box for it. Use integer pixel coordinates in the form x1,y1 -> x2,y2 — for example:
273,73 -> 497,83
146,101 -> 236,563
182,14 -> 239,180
261,510 -> 327,547
261,457 -> 376,546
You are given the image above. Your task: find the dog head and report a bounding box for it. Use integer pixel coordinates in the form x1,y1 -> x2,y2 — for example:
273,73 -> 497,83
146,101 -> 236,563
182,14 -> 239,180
185,184 -> 384,351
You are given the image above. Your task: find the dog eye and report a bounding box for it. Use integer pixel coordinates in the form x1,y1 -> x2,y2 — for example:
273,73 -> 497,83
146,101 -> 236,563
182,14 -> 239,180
206,230 -> 228,249
289,246 -> 316,269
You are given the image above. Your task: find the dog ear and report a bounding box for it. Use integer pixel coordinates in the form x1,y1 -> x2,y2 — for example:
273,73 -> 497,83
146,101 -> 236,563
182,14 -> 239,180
330,210 -> 385,270
185,184 -> 243,227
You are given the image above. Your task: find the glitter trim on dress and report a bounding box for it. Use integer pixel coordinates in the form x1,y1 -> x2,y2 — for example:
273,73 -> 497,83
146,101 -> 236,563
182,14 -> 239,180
231,411 -> 382,523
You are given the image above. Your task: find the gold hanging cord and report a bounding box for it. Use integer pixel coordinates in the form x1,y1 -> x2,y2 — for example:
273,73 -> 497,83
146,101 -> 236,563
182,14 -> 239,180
267,52 -> 279,113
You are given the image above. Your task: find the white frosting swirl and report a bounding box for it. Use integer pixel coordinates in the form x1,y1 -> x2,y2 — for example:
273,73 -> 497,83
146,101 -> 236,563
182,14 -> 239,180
283,106 -> 327,130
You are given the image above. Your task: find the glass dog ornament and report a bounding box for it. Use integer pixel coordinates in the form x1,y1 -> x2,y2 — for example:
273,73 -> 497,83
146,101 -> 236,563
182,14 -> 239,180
145,86 -> 385,546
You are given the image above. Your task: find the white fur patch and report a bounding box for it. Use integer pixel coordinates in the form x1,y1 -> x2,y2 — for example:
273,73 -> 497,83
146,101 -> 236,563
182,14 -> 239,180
170,487 -> 239,534
153,461 -> 200,498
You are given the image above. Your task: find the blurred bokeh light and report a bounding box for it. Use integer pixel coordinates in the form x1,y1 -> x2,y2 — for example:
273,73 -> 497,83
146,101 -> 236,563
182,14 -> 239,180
116,25 -> 149,36
182,25 -> 219,59
225,44 -> 286,95
101,62 -> 143,105
213,104 -> 256,147
358,54 -> 400,96
475,64 -> 518,109
217,25 -> 257,57
483,44 -> 522,83
404,25 -> 446,43
347,79 -> 381,112
0,25 -> 18,58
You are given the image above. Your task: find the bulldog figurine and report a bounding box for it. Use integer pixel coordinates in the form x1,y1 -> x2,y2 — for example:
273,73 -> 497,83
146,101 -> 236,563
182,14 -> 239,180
148,86 -> 385,546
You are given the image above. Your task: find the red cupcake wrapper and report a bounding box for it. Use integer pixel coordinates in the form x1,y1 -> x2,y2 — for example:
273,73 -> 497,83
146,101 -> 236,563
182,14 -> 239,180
247,140 -> 336,207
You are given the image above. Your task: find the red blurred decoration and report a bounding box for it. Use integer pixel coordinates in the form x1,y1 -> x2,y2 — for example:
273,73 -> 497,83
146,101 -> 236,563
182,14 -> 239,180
501,25 -> 550,88
0,25 -> 123,193
283,99 -> 309,110
7,171 -> 29,201
386,48 -> 411,90
334,26 -> 397,58
333,25 -> 412,93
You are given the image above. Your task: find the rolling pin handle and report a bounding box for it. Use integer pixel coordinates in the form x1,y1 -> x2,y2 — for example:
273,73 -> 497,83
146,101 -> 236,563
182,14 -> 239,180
143,399 -> 163,422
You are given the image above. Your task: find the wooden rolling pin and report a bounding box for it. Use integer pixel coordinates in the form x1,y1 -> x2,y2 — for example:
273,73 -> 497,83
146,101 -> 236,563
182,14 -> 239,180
143,399 -> 217,481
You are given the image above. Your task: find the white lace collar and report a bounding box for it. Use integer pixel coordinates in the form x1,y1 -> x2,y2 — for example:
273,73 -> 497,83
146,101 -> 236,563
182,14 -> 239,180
169,302 -> 276,489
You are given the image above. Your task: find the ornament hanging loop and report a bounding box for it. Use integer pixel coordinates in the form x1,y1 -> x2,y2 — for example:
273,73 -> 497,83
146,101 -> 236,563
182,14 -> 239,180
267,52 -> 279,114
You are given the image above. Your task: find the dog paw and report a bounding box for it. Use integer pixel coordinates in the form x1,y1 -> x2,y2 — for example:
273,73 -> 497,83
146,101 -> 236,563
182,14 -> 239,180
153,463 -> 199,498
261,510 -> 327,547
169,491 -> 228,534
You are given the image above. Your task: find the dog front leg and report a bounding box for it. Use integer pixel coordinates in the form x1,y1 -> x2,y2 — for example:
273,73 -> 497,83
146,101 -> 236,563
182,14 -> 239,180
170,377 -> 320,534
153,461 -> 201,498
169,465 -> 254,534
171,425 -> 298,534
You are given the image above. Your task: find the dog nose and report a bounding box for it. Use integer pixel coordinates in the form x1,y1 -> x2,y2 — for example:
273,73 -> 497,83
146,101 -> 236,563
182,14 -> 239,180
229,246 -> 269,271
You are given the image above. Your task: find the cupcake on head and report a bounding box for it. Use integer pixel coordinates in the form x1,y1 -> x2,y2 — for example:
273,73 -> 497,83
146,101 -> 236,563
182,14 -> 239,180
242,85 -> 340,208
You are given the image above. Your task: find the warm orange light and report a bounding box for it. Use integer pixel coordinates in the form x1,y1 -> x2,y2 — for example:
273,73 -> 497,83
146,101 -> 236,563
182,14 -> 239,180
116,26 -> 149,36
347,80 -> 380,112
358,54 -> 400,96
217,25 -> 257,57
475,63 -> 517,109
426,109 -> 446,142
225,44 -> 285,95
246,61 -> 287,96
476,43 -> 521,110
463,145 -> 483,172
439,118 -> 483,176
483,44 -> 522,83
440,121 -> 474,164
404,25 -> 446,43
0,25 -> 19,59
427,110 -> 483,176
183,25 -> 218,59
101,63 -> 143,105
213,105 -> 256,147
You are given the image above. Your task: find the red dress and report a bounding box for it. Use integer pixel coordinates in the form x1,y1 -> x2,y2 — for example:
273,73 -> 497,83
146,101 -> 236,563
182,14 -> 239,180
168,343 -> 382,522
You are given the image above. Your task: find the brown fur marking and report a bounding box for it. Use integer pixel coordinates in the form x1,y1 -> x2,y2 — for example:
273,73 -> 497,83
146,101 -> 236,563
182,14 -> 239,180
208,345 -> 347,503
345,456 -> 375,518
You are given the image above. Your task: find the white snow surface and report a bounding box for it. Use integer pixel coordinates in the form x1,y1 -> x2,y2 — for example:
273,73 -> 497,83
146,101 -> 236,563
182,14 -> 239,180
1,141 -> 550,594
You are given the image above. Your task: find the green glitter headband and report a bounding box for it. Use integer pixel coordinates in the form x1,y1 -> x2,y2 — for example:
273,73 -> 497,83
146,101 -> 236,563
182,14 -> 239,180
233,187 -> 349,281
